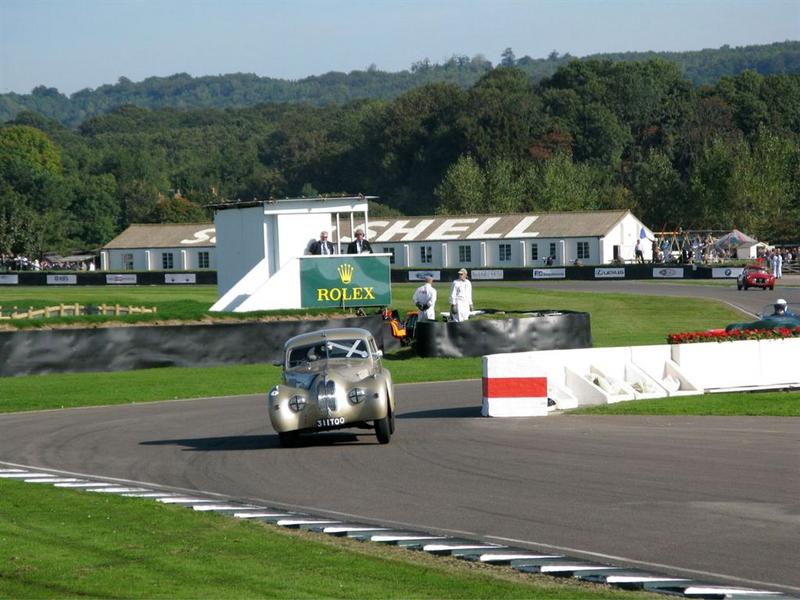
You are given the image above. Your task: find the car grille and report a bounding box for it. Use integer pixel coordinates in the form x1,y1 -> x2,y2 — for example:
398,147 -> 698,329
316,379 -> 337,414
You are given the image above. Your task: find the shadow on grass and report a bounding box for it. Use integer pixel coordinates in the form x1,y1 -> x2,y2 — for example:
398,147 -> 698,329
383,347 -> 418,361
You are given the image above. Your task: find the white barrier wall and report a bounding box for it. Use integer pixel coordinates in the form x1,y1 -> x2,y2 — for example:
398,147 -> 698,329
482,338 -> 800,417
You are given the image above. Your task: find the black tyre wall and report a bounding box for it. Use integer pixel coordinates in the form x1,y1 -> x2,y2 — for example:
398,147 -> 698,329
414,311 -> 592,358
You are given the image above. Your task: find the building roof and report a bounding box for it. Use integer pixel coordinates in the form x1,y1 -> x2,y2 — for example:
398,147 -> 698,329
103,223 -> 215,249
209,195 -> 377,211
104,210 -> 637,249
353,209 -> 632,242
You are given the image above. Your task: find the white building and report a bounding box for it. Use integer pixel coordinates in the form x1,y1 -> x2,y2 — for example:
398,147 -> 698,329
349,209 -> 651,268
100,223 -> 216,272
102,208 -> 654,274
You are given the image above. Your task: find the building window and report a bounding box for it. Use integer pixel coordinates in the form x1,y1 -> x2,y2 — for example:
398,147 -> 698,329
499,243 -> 512,262
122,253 -> 134,270
382,247 -> 395,264
549,242 -> 557,258
577,242 -> 590,260
198,251 -> 210,269
530,243 -> 538,261
162,252 -> 174,270
420,245 -> 432,264
458,245 -> 472,263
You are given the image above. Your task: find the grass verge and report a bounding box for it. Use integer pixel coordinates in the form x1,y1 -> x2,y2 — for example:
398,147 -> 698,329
567,390 -> 800,416
0,358 -> 483,413
0,478 -> 646,599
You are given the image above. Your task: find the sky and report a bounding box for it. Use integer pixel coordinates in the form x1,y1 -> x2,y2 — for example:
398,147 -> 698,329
1,0 -> 798,95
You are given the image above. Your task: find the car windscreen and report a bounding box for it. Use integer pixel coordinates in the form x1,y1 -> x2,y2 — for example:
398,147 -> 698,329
287,338 -> 370,368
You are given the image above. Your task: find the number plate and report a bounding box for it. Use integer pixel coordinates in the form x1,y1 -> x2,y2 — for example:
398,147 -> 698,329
316,417 -> 345,428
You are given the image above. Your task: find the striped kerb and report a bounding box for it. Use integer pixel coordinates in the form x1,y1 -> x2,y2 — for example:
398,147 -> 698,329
482,377 -> 547,398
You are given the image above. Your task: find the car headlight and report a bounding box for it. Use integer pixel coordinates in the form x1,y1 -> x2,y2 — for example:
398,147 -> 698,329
288,395 -> 306,412
348,388 -> 366,404
269,387 -> 279,398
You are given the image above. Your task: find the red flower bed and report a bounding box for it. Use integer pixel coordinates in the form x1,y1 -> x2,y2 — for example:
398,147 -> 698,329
667,327 -> 800,344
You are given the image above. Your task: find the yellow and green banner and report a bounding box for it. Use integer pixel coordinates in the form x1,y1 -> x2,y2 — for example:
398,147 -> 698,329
300,255 -> 391,308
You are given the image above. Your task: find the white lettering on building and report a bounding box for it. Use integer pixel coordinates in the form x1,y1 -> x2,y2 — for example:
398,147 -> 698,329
427,218 -> 477,240
365,221 -> 389,240
181,228 -> 217,245
466,217 -> 503,239
505,216 -> 540,238
376,219 -> 435,242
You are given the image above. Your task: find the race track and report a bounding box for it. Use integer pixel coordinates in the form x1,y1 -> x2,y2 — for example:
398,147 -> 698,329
1,280 -> 799,595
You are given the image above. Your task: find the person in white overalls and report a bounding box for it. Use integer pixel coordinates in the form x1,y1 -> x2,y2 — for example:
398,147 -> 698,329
412,276 -> 437,321
449,268 -> 473,322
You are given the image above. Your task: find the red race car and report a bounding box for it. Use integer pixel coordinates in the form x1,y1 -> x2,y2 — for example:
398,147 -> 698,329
736,264 -> 775,290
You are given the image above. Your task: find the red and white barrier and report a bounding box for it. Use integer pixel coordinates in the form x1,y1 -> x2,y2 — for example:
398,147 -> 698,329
481,337 -> 800,417
481,375 -> 548,417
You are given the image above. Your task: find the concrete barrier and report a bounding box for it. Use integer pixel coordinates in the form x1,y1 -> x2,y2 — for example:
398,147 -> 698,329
482,337 -> 800,417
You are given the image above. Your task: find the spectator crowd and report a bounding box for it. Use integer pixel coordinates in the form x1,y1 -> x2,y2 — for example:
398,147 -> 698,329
1,254 -> 96,272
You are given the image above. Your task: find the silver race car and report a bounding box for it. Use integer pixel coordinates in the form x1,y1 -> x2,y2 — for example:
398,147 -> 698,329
268,328 -> 396,446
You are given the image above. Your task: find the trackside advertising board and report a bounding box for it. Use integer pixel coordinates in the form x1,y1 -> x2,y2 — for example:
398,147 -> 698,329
165,273 -> 197,284
653,267 -> 684,278
532,268 -> 566,279
0,274 -> 19,285
471,269 -> 504,280
594,267 -> 625,279
409,270 -> 441,281
46,274 -> 77,285
300,255 -> 391,308
712,267 -> 744,279
106,274 -> 137,284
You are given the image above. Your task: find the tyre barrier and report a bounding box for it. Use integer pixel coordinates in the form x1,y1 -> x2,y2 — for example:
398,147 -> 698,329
414,310 -> 592,358
0,315 -> 392,377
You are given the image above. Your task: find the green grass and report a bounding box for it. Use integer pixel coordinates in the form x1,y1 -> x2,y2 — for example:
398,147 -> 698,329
0,284 -> 753,413
0,478 -> 642,599
0,283 -> 791,597
1,283 -> 745,339
0,285 -> 353,327
0,358 -> 482,413
568,390 -> 800,416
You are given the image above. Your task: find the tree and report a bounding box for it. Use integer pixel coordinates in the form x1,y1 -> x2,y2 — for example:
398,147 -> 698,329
631,150 -> 686,227
500,47 -> 516,67
0,125 -> 62,176
434,155 -> 486,214
153,194 -> 208,223
523,152 -> 605,211
68,174 -> 120,247
463,68 -> 546,165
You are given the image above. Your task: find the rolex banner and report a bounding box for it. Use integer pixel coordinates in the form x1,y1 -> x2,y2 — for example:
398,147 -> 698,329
300,255 -> 392,308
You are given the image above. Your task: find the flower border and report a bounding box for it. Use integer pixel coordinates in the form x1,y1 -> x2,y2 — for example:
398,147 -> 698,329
667,327 -> 800,344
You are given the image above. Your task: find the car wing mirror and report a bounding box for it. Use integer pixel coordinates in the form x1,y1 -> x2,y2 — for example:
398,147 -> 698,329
271,360 -> 283,367
373,350 -> 383,359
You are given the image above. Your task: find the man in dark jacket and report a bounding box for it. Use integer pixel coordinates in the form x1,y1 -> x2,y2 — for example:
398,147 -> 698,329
346,229 -> 373,254
309,231 -> 336,255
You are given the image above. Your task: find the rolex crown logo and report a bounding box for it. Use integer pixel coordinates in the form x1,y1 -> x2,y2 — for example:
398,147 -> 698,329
337,263 -> 354,284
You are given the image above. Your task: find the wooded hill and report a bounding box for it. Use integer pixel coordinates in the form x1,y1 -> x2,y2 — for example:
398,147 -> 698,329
1,42 -> 798,128
1,56 -> 799,258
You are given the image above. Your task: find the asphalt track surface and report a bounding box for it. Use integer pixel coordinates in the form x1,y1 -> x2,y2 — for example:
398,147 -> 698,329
1,280 -> 799,595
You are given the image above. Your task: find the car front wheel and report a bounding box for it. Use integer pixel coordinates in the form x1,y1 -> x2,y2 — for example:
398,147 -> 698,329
375,413 -> 391,444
